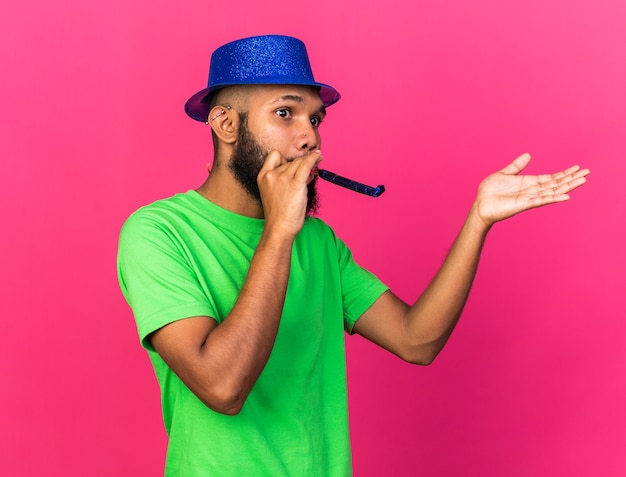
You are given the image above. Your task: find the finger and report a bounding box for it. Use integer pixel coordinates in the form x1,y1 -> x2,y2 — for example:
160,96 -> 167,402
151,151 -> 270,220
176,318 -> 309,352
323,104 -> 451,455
552,175 -> 588,195
260,150 -> 286,173
572,167 -> 591,179
538,165 -> 581,185
499,153 -> 531,175
535,166 -> 590,192
291,150 -> 323,181
303,149 -> 323,170
528,194 -> 572,209
538,167 -> 589,191
529,176 -> 587,208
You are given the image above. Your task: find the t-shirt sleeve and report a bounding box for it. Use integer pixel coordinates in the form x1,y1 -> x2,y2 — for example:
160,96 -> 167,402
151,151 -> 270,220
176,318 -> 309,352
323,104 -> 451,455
117,211 -> 217,350
332,233 -> 389,334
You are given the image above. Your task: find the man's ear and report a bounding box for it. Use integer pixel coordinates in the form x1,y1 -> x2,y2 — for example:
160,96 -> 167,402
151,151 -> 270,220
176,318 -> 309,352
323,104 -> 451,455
208,105 -> 238,144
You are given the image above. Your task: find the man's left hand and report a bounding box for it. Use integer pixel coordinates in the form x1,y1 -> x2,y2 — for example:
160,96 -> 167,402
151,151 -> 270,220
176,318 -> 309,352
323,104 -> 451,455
472,153 -> 590,228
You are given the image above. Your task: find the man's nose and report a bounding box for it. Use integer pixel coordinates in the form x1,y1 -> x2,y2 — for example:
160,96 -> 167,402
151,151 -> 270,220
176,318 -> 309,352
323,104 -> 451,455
297,122 -> 319,151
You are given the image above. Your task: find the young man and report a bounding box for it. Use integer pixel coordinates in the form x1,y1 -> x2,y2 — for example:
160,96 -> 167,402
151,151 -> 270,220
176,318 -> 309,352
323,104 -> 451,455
117,35 -> 589,476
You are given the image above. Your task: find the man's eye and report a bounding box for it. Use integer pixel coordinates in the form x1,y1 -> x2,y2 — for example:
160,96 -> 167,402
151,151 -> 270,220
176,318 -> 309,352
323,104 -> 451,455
276,109 -> 291,118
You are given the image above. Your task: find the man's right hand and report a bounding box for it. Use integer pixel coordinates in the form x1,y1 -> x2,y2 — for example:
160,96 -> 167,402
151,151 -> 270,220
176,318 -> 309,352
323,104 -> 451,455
256,149 -> 322,238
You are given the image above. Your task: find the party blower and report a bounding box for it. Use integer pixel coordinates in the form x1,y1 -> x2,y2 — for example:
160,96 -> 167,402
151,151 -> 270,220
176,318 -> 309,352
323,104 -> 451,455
315,168 -> 386,198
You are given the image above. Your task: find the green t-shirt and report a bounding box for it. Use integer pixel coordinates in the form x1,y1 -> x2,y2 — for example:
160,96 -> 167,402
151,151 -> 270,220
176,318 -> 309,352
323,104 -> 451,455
117,190 -> 388,477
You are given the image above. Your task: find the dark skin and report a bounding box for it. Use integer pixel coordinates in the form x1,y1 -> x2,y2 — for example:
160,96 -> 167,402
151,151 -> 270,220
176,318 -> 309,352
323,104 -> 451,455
149,85 -> 590,415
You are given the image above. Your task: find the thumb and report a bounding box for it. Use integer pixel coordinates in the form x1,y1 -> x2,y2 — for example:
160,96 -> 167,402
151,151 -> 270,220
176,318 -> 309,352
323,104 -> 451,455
499,152 -> 531,175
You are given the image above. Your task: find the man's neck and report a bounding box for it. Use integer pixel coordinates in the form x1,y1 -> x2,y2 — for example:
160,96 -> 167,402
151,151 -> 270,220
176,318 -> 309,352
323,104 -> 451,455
195,165 -> 265,219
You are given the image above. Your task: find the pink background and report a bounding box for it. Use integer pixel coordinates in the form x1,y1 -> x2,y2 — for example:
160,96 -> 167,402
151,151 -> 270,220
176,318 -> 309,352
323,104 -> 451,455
1,0 -> 624,475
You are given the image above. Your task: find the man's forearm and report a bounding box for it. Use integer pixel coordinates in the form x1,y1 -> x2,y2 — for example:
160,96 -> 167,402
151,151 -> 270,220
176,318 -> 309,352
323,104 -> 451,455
197,228 -> 294,413
150,226 -> 296,415
403,206 -> 490,361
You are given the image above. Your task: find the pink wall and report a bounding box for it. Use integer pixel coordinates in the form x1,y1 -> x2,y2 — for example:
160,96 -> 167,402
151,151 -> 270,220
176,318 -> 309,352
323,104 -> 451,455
1,0 -> 624,475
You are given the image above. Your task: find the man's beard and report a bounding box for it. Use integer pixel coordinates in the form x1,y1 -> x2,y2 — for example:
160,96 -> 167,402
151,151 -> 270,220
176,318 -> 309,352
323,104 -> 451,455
228,113 -> 320,215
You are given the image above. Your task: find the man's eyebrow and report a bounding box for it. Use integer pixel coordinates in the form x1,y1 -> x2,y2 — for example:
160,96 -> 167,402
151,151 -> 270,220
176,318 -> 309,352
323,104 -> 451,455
280,94 -> 305,103
271,95 -> 326,115
272,94 -> 326,116
272,94 -> 304,104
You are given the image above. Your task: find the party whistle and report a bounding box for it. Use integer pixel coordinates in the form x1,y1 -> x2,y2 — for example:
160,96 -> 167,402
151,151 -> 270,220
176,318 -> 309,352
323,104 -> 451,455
315,168 -> 386,198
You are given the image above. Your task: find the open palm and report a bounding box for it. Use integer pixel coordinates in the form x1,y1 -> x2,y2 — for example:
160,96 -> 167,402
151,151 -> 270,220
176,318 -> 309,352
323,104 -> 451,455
474,153 -> 590,226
